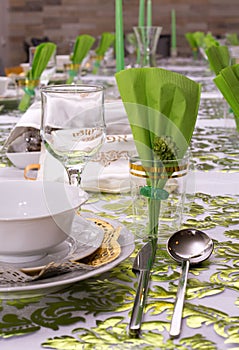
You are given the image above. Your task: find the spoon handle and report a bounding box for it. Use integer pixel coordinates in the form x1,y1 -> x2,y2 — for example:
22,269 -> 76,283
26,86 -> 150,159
129,269 -> 150,336
169,259 -> 190,338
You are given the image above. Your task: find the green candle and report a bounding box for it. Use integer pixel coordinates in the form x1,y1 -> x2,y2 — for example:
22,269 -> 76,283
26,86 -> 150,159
147,0 -> 152,27
138,0 -> 145,27
115,0 -> 125,72
171,9 -> 176,49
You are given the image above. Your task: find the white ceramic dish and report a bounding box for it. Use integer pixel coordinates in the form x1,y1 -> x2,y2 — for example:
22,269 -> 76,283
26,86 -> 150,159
6,151 -> 41,169
0,216 -> 135,299
7,214 -> 105,274
0,77 -> 11,95
56,54 -> 71,70
0,180 -> 88,260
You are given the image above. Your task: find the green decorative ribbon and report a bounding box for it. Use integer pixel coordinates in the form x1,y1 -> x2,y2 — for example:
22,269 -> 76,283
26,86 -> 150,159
18,79 -> 40,112
140,186 -> 169,200
65,63 -> 81,84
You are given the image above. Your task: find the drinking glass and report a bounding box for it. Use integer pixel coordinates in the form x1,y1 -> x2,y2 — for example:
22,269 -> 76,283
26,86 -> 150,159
133,26 -> 162,67
40,84 -> 106,186
129,153 -> 190,240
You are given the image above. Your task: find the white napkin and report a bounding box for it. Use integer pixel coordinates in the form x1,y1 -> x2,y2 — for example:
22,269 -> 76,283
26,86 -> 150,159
4,101 -> 41,148
4,99 -> 130,148
12,98 -> 135,193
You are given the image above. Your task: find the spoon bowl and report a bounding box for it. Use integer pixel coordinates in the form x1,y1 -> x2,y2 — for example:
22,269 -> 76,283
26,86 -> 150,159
167,228 -> 214,338
167,228 -> 214,264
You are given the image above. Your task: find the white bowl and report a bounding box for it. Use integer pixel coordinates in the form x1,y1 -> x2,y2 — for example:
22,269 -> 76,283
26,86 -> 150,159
0,180 -> 88,261
6,151 -> 41,169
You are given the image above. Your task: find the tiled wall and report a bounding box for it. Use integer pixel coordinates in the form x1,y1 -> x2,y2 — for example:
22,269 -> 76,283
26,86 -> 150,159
5,0 -> 239,66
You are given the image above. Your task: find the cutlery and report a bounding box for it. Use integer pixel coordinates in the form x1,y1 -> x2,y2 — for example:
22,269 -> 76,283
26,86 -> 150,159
167,228 -> 214,338
129,239 -> 157,336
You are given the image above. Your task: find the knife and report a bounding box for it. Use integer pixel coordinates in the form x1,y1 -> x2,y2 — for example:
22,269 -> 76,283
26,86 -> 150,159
129,239 -> 157,336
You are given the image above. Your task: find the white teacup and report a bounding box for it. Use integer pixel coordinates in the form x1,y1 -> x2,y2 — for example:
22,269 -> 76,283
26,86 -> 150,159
56,55 -> 71,70
0,77 -> 11,96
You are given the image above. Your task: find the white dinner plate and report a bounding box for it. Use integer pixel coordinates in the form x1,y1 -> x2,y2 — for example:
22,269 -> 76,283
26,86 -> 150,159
0,215 -> 135,299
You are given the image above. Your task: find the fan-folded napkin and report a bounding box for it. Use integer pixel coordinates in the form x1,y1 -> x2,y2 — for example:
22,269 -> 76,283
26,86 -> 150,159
205,45 -> 231,75
214,64 -> 239,130
115,67 -> 201,159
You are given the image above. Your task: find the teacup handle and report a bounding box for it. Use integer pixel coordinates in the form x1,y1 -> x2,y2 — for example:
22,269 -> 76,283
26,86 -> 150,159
24,163 -> 40,180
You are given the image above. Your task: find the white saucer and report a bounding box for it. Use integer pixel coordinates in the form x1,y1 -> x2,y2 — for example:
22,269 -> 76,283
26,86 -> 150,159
19,236 -> 76,274
0,216 -> 135,299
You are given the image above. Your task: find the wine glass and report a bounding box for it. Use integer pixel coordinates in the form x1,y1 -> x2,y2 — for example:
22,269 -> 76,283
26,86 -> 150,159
40,84 -> 106,186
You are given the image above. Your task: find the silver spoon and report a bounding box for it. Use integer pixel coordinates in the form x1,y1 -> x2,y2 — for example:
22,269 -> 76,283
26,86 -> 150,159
167,228 -> 214,338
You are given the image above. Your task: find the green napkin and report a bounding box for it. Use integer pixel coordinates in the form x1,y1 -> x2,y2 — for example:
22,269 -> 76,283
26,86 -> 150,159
214,64 -> 239,130
185,32 -> 199,59
115,67 -> 201,160
71,34 -> 95,64
115,67 -> 201,239
66,34 -> 95,83
93,32 -> 115,74
190,31 -> 219,53
95,32 -> 115,57
185,31 -> 219,60
185,32 -> 198,49
203,33 -> 219,49
193,31 -> 206,48
226,33 -> 239,46
28,42 -> 56,80
205,45 -> 231,75
18,42 -> 56,112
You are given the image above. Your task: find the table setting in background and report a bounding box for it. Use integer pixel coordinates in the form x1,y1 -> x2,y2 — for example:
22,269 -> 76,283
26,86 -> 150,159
1,1 -> 239,349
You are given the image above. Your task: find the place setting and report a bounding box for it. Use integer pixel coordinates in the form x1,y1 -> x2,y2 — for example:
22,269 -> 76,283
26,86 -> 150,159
2,1 -> 239,349
0,209 -> 134,299
0,82 -> 136,299
0,174 -> 135,298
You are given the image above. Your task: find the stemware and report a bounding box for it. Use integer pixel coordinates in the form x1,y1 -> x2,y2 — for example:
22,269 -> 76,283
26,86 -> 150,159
133,26 -> 162,67
40,84 -> 106,186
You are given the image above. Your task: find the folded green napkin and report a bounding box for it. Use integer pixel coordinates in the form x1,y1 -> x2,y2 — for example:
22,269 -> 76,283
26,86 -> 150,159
95,32 -> 115,57
115,67 -> 201,239
71,34 -> 95,64
28,42 -> 56,80
93,32 -> 115,74
18,42 -> 56,112
193,31 -> 206,48
66,34 -> 95,83
189,31 -> 219,51
203,33 -> 219,49
214,64 -> 239,130
115,67 -> 201,160
205,45 -> 231,75
185,32 -> 199,59
226,33 -> 239,46
185,32 -> 198,49
185,31 -> 220,61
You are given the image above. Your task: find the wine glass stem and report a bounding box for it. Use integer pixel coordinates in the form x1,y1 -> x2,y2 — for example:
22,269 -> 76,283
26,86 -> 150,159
66,168 -> 82,186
